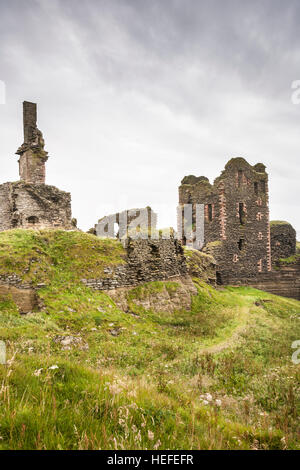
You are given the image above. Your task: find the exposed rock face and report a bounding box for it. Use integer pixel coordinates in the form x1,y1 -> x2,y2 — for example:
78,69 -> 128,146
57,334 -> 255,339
179,157 -> 271,284
270,221 -> 296,262
81,236 -> 188,290
107,276 -> 198,313
0,182 -> 72,231
0,281 -> 38,313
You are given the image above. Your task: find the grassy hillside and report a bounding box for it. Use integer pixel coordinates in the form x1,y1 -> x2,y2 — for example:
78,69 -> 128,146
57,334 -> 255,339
0,230 -> 299,450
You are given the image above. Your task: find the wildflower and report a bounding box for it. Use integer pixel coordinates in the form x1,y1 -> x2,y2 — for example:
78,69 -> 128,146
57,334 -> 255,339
154,439 -> 161,450
215,399 -> 222,407
33,368 -> 43,376
148,430 -> 154,440
206,393 -> 213,402
48,365 -> 59,370
202,399 -> 209,405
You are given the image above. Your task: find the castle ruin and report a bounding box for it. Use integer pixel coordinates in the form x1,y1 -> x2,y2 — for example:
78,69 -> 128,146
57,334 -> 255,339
0,102 -> 298,300
179,158 -> 272,284
0,102 -> 73,231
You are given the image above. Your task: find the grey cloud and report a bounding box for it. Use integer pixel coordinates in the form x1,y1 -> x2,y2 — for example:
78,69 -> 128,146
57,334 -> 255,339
0,0 -> 299,235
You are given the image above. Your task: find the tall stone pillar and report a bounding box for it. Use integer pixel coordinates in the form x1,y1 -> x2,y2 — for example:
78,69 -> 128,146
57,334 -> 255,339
15,101 -> 48,184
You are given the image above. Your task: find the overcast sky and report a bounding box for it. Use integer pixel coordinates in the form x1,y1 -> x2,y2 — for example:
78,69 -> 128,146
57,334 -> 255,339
0,0 -> 299,235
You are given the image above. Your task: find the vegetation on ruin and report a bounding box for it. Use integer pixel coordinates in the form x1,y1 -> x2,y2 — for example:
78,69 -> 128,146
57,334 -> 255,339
0,230 -> 299,450
278,254 -> 300,265
270,220 -> 292,227
0,229 -> 126,285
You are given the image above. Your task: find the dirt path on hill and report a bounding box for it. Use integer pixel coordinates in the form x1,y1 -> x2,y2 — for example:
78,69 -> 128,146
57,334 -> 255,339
199,306 -> 251,355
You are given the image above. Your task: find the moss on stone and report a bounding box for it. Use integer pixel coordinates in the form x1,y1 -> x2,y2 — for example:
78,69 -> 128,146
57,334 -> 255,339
270,220 -> 292,227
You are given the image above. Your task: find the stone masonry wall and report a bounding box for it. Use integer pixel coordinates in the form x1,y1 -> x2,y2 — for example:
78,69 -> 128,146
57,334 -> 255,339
81,237 -> 188,290
179,158 -> 271,284
270,221 -> 296,262
16,102 -> 49,185
236,258 -> 300,301
0,181 -> 72,231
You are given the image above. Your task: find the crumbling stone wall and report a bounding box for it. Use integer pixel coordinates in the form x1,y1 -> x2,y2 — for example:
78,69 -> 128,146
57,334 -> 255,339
81,236 -> 188,290
95,207 -> 157,239
240,258 -> 300,300
0,101 -> 73,232
16,102 -> 49,185
0,182 -> 72,231
270,221 -> 296,262
179,158 -> 271,283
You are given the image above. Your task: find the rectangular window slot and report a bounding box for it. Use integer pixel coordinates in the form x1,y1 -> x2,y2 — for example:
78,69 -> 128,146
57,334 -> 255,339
238,238 -> 244,250
208,204 -> 213,221
239,203 -> 246,225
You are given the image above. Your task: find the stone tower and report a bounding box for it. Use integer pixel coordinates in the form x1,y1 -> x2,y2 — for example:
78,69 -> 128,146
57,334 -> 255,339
178,157 -> 271,284
16,101 -> 48,184
0,101 -> 73,232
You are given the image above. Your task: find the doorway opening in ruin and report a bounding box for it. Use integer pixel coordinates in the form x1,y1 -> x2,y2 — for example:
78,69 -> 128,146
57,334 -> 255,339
239,203 -> 246,225
260,180 -> 266,193
254,182 -> 258,195
216,272 -> 222,285
27,216 -> 39,225
238,238 -> 244,250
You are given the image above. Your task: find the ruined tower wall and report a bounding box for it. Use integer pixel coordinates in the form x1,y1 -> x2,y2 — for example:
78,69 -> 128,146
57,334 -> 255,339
0,182 -> 72,231
19,151 -> 47,185
179,158 -> 271,283
0,101 -> 73,233
16,101 -> 48,185
270,221 -> 296,262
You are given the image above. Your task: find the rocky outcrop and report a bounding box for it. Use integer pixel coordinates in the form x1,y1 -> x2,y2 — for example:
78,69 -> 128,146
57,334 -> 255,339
107,276 -> 198,313
0,281 -> 38,313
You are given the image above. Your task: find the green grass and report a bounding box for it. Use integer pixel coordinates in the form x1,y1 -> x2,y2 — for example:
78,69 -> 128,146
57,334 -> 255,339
0,230 -> 299,449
